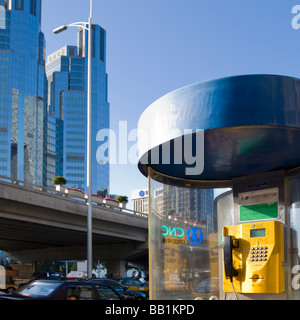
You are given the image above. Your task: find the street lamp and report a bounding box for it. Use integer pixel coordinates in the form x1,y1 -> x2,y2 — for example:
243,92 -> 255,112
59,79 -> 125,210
53,0 -> 93,278
52,25 -> 68,34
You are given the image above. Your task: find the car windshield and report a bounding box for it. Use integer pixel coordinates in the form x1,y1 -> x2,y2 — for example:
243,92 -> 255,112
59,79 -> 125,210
197,280 -> 210,289
122,279 -> 141,286
16,281 -> 62,298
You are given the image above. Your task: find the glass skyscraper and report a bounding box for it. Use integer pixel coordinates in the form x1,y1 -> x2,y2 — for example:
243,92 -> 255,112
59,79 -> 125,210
0,1 -> 109,194
0,0 -> 46,186
46,25 -> 110,194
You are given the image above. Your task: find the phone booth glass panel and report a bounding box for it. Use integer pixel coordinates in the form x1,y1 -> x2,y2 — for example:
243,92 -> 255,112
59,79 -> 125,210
149,169 -> 230,300
288,169 -> 300,300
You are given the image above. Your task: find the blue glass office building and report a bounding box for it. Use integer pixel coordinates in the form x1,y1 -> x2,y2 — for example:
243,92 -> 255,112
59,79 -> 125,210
0,0 -> 46,185
46,25 -> 109,194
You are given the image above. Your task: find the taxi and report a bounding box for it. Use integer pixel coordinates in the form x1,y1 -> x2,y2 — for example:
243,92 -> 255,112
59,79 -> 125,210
0,284 -> 19,294
118,278 -> 149,296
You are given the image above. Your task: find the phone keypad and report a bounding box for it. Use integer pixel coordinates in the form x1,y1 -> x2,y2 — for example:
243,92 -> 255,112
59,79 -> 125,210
250,246 -> 268,262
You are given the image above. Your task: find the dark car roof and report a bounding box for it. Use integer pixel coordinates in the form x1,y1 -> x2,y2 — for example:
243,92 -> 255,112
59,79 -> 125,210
89,279 -> 120,283
10,280 -> 121,300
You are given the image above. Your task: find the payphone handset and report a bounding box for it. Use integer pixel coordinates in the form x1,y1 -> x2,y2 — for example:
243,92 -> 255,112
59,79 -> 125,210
223,220 -> 285,294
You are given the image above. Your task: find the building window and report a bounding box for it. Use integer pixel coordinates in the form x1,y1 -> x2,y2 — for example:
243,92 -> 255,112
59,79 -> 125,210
30,0 -> 36,16
92,25 -> 95,58
39,0 -> 41,23
78,29 -> 84,57
0,5 -> 5,29
14,0 -> 23,10
69,46 -> 75,57
100,27 -> 105,62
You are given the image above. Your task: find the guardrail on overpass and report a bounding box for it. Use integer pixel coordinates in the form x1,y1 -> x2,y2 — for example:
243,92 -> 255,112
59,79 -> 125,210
0,175 -> 148,263
0,175 -> 147,219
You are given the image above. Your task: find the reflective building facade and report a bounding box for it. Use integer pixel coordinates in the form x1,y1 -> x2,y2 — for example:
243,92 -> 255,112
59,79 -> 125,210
0,0 -> 46,185
46,25 -> 109,194
162,186 -> 215,232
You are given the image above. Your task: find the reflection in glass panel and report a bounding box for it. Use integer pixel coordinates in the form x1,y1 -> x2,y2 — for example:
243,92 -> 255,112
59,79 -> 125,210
149,170 -> 230,300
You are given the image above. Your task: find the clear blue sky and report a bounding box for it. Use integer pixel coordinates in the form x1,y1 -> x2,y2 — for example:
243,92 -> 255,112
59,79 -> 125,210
42,0 -> 300,206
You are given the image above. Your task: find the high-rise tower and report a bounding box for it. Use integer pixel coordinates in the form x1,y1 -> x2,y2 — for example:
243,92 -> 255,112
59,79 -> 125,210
46,24 -> 110,194
0,0 -> 46,185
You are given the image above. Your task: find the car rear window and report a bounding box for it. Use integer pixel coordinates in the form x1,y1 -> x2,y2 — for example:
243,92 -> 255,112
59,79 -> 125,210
17,281 -> 62,298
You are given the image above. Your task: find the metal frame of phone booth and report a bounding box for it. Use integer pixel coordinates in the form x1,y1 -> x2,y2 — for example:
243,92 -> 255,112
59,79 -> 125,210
137,74 -> 300,300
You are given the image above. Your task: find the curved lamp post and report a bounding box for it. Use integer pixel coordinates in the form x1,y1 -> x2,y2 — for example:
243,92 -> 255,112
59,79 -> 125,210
53,0 -> 93,278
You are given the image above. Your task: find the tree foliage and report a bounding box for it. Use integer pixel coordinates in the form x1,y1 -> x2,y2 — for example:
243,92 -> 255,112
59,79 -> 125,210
52,175 -> 67,185
116,195 -> 128,203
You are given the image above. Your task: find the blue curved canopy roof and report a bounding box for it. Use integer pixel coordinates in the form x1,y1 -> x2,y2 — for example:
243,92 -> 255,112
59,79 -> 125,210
137,75 -> 300,187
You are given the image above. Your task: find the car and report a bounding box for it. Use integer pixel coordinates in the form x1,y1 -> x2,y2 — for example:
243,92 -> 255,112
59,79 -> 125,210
0,280 -> 123,300
192,279 -> 219,300
87,278 -> 147,300
0,284 -> 19,294
117,278 -> 149,296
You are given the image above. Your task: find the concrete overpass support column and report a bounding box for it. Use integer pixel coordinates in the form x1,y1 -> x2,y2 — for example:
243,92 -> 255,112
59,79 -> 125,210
107,259 -> 126,278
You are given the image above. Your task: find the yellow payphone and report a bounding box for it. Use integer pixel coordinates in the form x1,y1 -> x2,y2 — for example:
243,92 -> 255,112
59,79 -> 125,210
223,221 -> 285,294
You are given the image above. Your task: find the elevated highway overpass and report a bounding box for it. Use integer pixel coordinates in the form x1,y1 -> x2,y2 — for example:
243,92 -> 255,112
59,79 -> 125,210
0,176 -> 148,276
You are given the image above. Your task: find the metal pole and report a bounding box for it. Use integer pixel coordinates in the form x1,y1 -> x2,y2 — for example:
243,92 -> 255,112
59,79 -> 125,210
87,0 -> 93,279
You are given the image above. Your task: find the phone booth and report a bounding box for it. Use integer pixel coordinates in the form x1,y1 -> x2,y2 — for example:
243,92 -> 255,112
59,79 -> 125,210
137,75 -> 300,300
